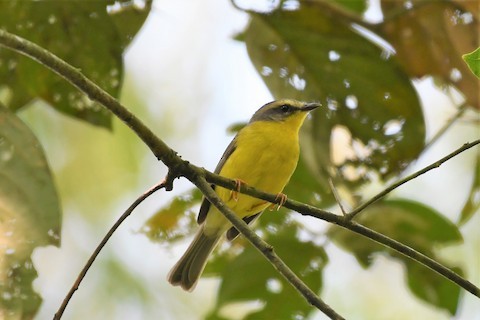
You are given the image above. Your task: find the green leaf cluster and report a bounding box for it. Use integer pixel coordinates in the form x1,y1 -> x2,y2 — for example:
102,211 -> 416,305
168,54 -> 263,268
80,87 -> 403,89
0,1 -> 151,318
0,0 -> 151,128
207,216 -> 328,320
329,199 -> 463,314
0,104 -> 60,317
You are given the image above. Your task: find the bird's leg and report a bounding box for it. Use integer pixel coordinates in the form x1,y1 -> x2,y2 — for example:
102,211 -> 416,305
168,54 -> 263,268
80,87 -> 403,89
269,193 -> 288,211
230,179 -> 245,202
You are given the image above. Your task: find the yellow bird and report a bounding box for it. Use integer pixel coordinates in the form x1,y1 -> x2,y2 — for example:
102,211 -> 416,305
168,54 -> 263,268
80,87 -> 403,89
168,99 -> 319,291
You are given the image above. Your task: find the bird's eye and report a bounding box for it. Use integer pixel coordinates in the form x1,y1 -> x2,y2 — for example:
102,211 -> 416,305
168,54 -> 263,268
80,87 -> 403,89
280,104 -> 291,113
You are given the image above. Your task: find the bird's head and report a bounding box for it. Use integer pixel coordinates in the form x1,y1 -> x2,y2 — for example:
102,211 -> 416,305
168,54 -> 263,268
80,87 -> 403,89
249,99 -> 320,129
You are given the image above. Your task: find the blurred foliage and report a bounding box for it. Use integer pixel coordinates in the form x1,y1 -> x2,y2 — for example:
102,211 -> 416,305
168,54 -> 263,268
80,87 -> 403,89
0,104 -> 61,318
459,156 -> 480,225
328,199 -> 464,314
0,0 -> 152,128
206,214 -> 327,320
380,0 -> 479,108
331,0 -> 367,13
0,1 -> 151,318
141,189 -> 202,244
0,0 -> 478,319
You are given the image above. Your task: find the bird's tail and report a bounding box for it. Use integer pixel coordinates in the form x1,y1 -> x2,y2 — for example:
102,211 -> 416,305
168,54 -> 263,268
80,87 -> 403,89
167,226 -> 221,291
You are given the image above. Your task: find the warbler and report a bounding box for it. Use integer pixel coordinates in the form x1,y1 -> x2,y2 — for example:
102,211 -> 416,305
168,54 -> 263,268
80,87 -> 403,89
168,99 -> 320,291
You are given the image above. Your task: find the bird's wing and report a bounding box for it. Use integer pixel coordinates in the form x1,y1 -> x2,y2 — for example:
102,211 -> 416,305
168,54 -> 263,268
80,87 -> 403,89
225,212 -> 262,241
197,136 -> 238,224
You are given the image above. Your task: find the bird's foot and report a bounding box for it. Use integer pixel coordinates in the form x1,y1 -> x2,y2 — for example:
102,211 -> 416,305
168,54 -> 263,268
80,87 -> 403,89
269,193 -> 287,211
230,179 -> 245,202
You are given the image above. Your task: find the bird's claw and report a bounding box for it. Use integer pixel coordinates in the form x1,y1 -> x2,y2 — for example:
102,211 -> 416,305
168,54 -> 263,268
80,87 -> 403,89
230,179 -> 245,202
269,193 -> 287,211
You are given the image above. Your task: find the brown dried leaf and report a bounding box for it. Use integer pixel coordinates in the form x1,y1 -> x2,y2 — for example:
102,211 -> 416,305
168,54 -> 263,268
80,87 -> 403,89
380,1 -> 479,109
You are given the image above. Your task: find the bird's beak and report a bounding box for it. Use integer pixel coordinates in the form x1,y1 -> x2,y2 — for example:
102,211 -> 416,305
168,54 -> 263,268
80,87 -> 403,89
301,102 -> 321,112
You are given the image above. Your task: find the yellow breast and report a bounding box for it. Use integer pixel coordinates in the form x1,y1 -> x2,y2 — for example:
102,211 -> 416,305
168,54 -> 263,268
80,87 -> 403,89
221,121 -> 300,197
203,120 -> 301,234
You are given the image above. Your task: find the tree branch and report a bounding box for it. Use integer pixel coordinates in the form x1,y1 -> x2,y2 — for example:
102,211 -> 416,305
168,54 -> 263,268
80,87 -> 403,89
0,29 -> 186,177
294,201 -> 480,298
193,176 -> 345,320
423,102 -> 469,152
53,182 -> 166,320
202,141 -> 480,299
346,139 -> 480,220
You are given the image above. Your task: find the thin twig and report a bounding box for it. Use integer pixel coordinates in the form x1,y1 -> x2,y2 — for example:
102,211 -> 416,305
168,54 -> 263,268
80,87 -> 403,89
328,178 -> 348,216
423,102 -> 469,154
346,139 -> 480,220
194,177 -> 345,320
53,182 -> 166,320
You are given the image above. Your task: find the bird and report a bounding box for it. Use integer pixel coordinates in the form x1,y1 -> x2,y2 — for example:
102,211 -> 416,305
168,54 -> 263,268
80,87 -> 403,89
168,99 -> 320,291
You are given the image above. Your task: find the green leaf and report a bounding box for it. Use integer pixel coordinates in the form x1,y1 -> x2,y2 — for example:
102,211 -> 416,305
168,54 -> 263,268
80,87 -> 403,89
462,47 -> 480,79
328,199 -> 463,313
141,188 -> 202,244
405,262 -> 462,315
0,257 -> 42,319
108,0 -> 153,49
458,156 -> 480,225
329,199 -> 463,265
0,104 -> 61,318
209,222 -> 328,319
244,3 -> 425,206
0,0 -> 151,128
332,0 -> 367,13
